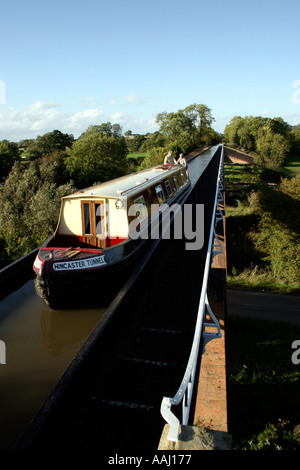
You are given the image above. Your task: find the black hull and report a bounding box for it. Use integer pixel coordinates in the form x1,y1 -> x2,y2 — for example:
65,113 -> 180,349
34,237 -> 151,309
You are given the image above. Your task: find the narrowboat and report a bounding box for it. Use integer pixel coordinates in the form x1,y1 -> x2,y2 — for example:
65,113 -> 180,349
33,163 -> 191,308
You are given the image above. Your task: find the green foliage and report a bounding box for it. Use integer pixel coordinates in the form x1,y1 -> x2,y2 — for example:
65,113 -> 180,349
255,177 -> 300,283
226,164 -> 300,291
66,128 -> 129,188
82,123 -> 122,138
224,115 -> 294,166
139,147 -> 166,169
224,115 -> 264,151
156,109 -> 195,140
256,125 -> 290,165
136,103 -> 221,167
0,140 -> 20,182
25,129 -> 74,160
0,160 -> 75,266
139,132 -> 167,152
242,420 -> 300,450
290,127 -> 300,157
226,213 -> 261,274
155,103 -> 217,152
125,134 -> 146,153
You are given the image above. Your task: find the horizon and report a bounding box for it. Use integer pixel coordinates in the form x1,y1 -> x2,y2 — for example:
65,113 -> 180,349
1,0 -> 300,142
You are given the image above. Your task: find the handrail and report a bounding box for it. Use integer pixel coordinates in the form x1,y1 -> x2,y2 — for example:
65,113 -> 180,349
160,145 -> 225,442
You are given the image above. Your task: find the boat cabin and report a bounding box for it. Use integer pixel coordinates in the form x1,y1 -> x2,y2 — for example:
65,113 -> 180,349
49,164 -> 190,250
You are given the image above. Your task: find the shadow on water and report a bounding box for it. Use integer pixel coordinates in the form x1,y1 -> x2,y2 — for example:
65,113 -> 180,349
0,279 -> 109,449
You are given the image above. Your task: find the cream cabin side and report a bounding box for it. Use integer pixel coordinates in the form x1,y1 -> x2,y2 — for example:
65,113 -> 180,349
55,196 -> 130,249
57,198 -> 82,237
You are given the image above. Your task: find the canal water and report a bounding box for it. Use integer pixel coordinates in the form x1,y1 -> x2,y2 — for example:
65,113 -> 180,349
0,279 -> 107,449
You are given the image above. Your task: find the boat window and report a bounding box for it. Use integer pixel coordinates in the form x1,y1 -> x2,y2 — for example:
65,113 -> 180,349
173,176 -> 179,191
164,180 -> 172,197
95,203 -> 103,235
180,171 -> 185,184
155,185 -> 165,205
83,203 -> 91,234
134,195 -> 148,221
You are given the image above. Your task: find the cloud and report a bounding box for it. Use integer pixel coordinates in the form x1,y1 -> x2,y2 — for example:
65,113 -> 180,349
0,101 -> 158,141
0,102 -> 105,140
27,101 -> 58,112
124,94 -> 151,105
66,109 -> 105,131
282,112 -> 300,126
125,94 -> 139,103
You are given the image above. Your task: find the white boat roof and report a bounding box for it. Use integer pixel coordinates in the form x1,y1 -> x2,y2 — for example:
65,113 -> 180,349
63,165 -> 184,200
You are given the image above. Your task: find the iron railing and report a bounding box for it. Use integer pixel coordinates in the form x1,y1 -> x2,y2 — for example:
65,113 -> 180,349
160,145 -> 225,441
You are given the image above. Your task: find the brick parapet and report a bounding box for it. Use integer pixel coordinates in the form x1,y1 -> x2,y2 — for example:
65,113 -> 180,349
192,192 -> 228,433
224,146 -> 253,164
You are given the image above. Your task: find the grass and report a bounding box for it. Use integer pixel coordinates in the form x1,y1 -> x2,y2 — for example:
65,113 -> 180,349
283,154 -> 300,176
127,152 -> 147,160
226,316 -> 300,450
227,270 -> 300,294
224,163 -> 263,186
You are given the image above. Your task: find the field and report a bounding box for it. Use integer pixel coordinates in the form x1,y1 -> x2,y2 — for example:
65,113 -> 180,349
283,154 -> 300,175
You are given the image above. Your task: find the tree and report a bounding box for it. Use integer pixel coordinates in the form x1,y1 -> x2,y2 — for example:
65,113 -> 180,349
66,127 -> 129,187
224,116 -> 244,147
155,110 -> 195,141
269,117 -> 291,137
290,127 -> 300,155
26,130 -> 74,159
139,132 -> 166,152
189,103 -> 215,143
256,126 -> 290,165
140,147 -> 166,169
0,140 -> 20,181
0,160 -> 75,264
224,116 -> 268,150
82,122 -> 122,138
126,134 -> 146,153
155,103 -> 215,152
224,115 -> 292,165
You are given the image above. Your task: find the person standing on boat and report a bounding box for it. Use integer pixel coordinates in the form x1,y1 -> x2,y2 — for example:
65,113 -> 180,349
176,153 -> 187,167
164,150 -> 177,165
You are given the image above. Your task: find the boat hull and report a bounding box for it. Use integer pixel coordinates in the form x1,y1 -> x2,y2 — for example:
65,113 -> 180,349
33,237 -> 150,309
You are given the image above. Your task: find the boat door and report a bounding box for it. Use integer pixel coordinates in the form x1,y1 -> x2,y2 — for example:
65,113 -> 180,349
81,200 -> 106,248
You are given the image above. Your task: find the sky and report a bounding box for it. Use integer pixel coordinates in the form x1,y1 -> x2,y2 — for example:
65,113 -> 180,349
0,0 -> 300,142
